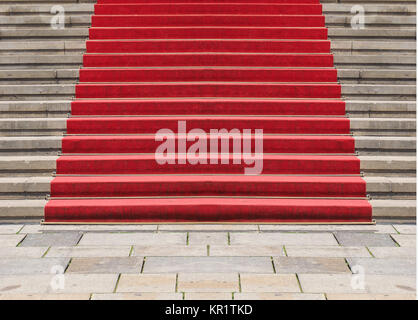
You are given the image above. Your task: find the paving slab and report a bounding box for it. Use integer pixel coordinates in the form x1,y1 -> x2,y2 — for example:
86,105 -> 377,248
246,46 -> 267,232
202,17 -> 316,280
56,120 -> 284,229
178,273 -> 239,293
20,224 -> 157,233
240,274 -> 300,293
234,293 -> 325,300
158,225 -> 258,231
0,234 -> 25,247
143,257 -> 274,273
132,245 -> 206,257
391,234 -> 416,247
326,293 -> 416,300
185,292 -> 232,300
66,257 -> 143,274
0,224 -> 23,234
46,246 -> 132,258
0,274 -> 118,294
346,258 -> 416,275
375,225 -> 398,234
334,232 -> 396,247
299,274 -> 416,294
0,247 -> 47,258
284,246 -> 371,258
92,293 -> 182,300
392,224 -> 416,234
259,225 -> 379,232
0,293 -> 91,300
210,245 -> 285,257
0,258 -> 70,275
188,233 -> 228,245
368,247 -> 416,258
116,274 -> 176,293
231,233 -> 339,246
19,233 -> 82,247
78,233 -> 186,246
275,257 -> 350,274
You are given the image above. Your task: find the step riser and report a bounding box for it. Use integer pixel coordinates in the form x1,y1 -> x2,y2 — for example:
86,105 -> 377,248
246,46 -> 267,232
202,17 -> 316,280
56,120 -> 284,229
75,84 -> 342,99
61,136 -> 355,154
89,28 -> 328,40
79,69 -> 338,83
66,118 -> 350,135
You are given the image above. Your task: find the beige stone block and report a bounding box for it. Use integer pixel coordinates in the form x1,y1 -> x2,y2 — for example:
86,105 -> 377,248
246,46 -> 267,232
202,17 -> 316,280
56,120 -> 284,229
185,292 -> 232,300
91,293 -> 182,300
132,245 -> 206,257
0,234 -> 25,247
285,246 -> 371,258
0,247 -> 47,258
391,234 -> 416,247
117,274 -> 176,293
210,245 -> 285,257
234,293 -> 325,300
178,273 -> 239,293
326,293 -> 416,300
240,274 -> 300,293
188,233 -> 228,245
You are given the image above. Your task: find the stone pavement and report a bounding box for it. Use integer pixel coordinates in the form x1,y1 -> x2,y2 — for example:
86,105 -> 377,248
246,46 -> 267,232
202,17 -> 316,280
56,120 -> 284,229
0,223 -> 415,300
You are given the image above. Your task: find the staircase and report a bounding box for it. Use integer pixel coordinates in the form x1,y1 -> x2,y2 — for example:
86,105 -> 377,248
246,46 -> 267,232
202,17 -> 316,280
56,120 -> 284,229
0,0 -> 415,222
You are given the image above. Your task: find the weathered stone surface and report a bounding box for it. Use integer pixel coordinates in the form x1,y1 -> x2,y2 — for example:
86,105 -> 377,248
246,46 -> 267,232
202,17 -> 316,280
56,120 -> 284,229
21,224 -> 157,233
284,246 -> 371,258
0,224 -> 23,234
392,224 -> 416,234
66,257 -> 144,274
0,258 -> 70,275
234,293 -> 325,300
391,234 -> 416,247
299,274 -> 416,294
78,233 -> 186,246
185,292 -> 232,300
116,274 -> 176,293
0,274 -> 116,294
240,274 -> 300,293
0,293 -> 90,300
132,245 -> 206,257
210,245 -> 285,257
325,293 -> 416,300
46,246 -> 132,258
20,233 -> 82,247
0,247 -> 47,258
275,257 -> 350,274
159,224 -> 258,231
346,258 -> 416,275
231,233 -> 338,246
259,225 -> 378,232
143,257 -> 274,273
178,273 -> 239,293
92,293 -> 182,300
0,234 -> 25,247
188,233 -> 228,245
334,232 -> 396,247
368,247 -> 416,259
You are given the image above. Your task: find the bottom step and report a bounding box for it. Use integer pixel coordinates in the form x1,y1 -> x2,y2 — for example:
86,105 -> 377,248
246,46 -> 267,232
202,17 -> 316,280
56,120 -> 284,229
44,198 -> 372,223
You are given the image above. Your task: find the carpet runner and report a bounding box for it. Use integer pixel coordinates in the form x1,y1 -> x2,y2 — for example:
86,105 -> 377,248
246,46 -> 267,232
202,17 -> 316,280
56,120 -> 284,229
44,0 -> 372,223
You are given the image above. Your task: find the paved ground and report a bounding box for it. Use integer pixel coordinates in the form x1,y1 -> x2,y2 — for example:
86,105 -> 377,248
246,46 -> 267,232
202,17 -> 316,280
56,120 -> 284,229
0,223 -> 415,300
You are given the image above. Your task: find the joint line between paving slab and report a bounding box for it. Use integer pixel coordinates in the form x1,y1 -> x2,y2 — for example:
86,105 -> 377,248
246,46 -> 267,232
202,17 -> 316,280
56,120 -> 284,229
113,274 -> 122,293
295,274 -> 304,293
42,246 -> 51,258
140,257 -> 146,273
365,246 -> 375,257
389,234 -> 401,247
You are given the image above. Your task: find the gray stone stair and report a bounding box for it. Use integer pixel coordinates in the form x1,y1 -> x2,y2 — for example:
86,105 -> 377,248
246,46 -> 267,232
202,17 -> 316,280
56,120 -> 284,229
0,0 -> 414,221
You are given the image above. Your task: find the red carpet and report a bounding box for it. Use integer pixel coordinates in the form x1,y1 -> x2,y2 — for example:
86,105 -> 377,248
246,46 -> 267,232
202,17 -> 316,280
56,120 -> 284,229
45,0 -> 372,223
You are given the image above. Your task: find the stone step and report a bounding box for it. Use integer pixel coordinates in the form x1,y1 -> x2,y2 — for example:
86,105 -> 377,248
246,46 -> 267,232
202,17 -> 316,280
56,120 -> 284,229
334,55 -> 416,68
341,84 -> 416,100
0,41 -> 85,55
338,69 -> 416,84
1,69 -> 415,85
0,118 -> 415,136
0,155 -> 414,176
0,100 -> 414,119
0,69 -> 78,84
346,101 -> 415,118
370,199 -> 416,219
0,84 -> 75,101
0,198 -> 414,219
332,41 -> 416,55
0,55 -> 83,69
0,136 -> 414,156
0,28 -> 89,40
366,176 -> 416,199
326,14 -> 416,26
0,176 -> 415,200
0,3 -> 415,15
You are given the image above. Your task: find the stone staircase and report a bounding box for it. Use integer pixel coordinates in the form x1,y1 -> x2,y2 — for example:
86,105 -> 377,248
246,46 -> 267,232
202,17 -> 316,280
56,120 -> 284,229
0,0 -> 415,221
